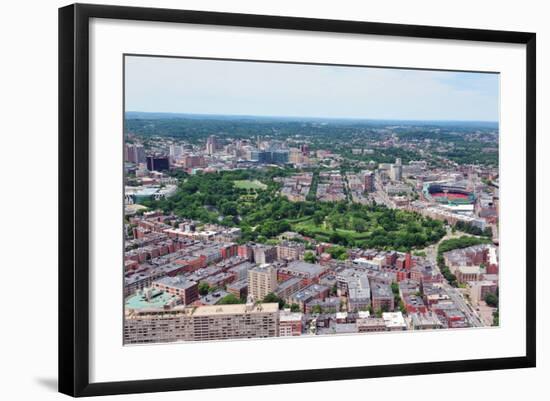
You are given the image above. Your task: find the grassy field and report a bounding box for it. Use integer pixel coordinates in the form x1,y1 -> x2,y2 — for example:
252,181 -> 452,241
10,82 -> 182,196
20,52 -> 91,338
233,179 -> 267,190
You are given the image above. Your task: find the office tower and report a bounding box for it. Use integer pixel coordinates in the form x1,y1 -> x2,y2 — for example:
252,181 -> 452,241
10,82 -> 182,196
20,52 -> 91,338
169,144 -> 183,159
125,143 -> 146,164
390,158 -> 403,181
206,135 -> 218,155
146,155 -> 170,171
363,171 -> 374,192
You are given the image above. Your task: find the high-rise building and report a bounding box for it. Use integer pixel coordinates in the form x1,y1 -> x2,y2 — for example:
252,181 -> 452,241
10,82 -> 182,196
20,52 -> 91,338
206,135 -> 218,155
146,156 -> 170,171
183,154 -> 206,169
289,148 -> 303,164
248,264 -> 278,300
363,171 -> 375,192
271,150 -> 289,164
254,150 -> 289,165
169,144 -> 183,159
124,302 -> 279,344
125,143 -> 146,164
390,158 -> 403,181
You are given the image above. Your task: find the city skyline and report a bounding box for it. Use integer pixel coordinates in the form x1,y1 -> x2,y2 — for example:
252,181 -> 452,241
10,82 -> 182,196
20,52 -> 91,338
125,56 -> 500,122
123,54 -> 500,345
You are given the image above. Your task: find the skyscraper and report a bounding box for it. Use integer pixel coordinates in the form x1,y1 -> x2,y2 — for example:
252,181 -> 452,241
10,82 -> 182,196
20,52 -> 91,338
146,155 -> 170,171
363,171 -> 375,192
206,135 -> 218,155
125,143 -> 146,164
390,158 -> 403,181
169,144 -> 183,159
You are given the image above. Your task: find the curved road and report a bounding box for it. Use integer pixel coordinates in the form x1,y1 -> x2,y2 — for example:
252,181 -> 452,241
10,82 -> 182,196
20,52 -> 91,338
423,229 -> 485,327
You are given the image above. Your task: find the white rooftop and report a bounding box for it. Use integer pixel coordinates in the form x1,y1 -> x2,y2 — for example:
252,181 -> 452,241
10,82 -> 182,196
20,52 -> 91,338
382,312 -> 407,328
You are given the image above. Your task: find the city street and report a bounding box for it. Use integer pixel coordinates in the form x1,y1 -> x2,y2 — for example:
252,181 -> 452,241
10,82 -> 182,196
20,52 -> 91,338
423,230 -> 485,327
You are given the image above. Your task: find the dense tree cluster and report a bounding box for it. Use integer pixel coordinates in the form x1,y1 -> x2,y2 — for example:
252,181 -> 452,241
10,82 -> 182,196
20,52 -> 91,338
263,292 -> 286,309
438,236 -> 492,255
141,169 -> 446,251
484,292 -> 499,308
455,220 -> 493,238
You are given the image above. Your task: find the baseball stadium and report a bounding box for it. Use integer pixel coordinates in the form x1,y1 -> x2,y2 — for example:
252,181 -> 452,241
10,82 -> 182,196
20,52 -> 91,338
423,182 -> 475,206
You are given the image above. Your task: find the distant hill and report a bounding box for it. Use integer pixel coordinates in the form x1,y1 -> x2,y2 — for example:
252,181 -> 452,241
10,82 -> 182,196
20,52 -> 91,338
124,111 -> 498,130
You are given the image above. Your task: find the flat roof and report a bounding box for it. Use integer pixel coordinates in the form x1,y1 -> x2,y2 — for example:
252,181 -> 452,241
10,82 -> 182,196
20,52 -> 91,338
227,280 -> 248,290
279,311 -> 304,322
457,265 -> 481,274
154,276 -> 197,289
276,277 -> 303,290
125,289 -> 178,310
371,282 -> 392,298
285,261 -> 325,276
382,312 -> 407,327
192,302 -> 279,316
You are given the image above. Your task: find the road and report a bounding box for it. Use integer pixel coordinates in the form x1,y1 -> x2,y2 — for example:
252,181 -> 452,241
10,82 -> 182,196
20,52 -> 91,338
441,281 -> 484,327
373,181 -> 396,209
423,230 -> 485,328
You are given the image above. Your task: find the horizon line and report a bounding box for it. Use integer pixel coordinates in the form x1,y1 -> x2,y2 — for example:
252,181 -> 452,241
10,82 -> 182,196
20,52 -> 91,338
125,110 -> 499,124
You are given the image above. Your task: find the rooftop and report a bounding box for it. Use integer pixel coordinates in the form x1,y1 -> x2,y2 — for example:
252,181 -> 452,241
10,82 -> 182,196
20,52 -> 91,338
371,282 -> 393,298
125,288 -> 179,310
276,277 -> 303,291
192,302 -> 279,316
284,261 -> 326,277
279,310 -> 304,322
382,312 -> 407,328
154,275 -> 197,290
457,265 -> 482,274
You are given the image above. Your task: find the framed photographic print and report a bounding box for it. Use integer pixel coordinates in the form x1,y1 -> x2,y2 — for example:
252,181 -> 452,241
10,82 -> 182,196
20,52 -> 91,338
58,3 -> 536,397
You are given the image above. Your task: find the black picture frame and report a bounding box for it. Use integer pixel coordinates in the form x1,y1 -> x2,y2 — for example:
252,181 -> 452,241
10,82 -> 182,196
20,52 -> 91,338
59,3 -> 536,397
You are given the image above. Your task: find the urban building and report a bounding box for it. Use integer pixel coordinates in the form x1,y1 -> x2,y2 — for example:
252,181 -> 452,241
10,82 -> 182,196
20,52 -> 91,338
357,317 -> 387,332
226,280 -> 248,299
382,312 -> 407,331
410,312 -> 443,330
206,135 -> 219,155
146,155 -> 170,171
152,276 -> 199,305
124,302 -> 279,344
363,170 -> 375,192
371,282 -> 394,312
278,261 -> 327,285
276,241 -> 305,261
252,244 -> 277,265
390,158 -> 403,181
248,264 -> 278,300
125,143 -> 146,164
279,310 -> 305,336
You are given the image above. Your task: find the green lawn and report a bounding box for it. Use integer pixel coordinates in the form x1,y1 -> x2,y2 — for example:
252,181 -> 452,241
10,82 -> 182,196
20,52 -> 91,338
233,180 -> 267,190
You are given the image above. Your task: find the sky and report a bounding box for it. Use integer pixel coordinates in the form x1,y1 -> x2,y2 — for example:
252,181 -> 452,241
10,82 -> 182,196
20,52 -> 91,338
124,55 -> 499,122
